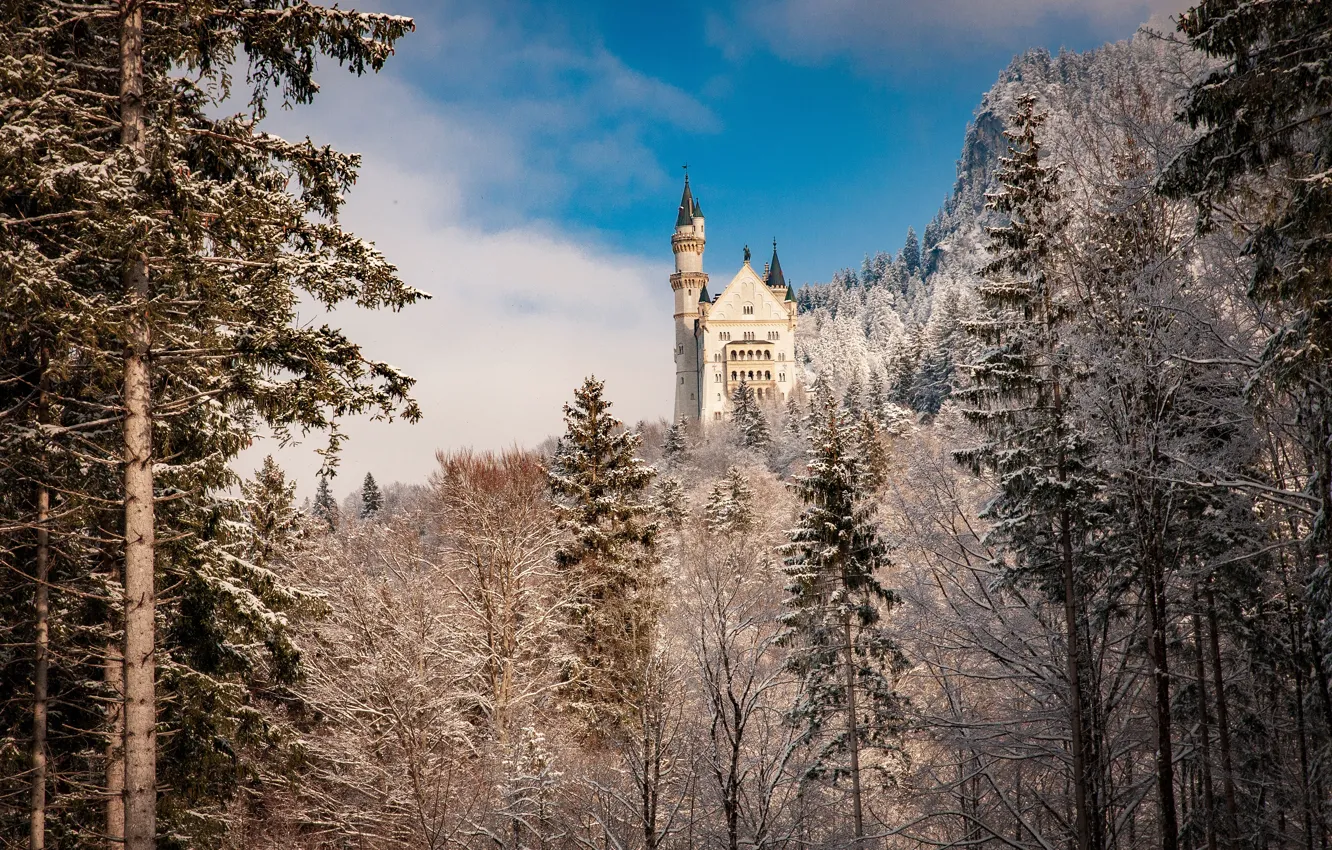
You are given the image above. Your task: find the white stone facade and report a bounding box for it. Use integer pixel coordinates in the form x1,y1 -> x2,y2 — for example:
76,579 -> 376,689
672,178 -> 798,424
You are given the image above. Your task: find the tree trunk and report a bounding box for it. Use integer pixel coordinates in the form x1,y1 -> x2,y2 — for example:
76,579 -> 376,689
843,615 -> 865,846
1205,585 -> 1238,845
1192,598 -> 1218,850
30,484 -> 50,850
119,2 -> 155,848
1060,505 -> 1092,850
106,638 -> 125,847
1146,562 -> 1180,850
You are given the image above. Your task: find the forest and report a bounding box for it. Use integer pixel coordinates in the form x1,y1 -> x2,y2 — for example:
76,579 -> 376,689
1,1 -> 1330,850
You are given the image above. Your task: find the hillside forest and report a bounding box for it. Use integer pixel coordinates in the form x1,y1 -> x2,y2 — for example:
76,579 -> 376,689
2,2 -> 1331,850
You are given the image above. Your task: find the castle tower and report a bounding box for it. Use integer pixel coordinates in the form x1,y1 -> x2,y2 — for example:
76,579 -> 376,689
671,173 -> 707,422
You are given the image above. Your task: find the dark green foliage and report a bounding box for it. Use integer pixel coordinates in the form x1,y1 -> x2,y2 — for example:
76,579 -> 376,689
662,416 -> 688,462
730,378 -> 771,450
312,476 -> 338,532
548,377 -> 659,731
901,226 -> 921,277
705,466 -> 755,535
780,399 -> 906,781
360,472 -> 382,518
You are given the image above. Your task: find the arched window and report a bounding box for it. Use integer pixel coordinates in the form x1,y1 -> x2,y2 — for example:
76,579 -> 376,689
766,351 -> 772,360
765,370 -> 771,380
748,370 -> 754,380
778,352 -> 785,361
731,371 -> 737,381
779,372 -> 786,382
715,373 -> 721,382
743,305 -> 754,315
730,351 -> 737,359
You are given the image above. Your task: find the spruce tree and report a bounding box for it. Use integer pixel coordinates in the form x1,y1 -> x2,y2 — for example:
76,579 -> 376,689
313,476 -> 339,533
547,377 -> 659,732
1162,0 -> 1332,667
781,398 -> 905,844
662,417 -> 688,463
955,93 -> 1103,850
901,226 -> 922,277
730,378 -> 771,450
0,4 -> 419,846
705,467 -> 755,535
842,377 -> 863,417
653,476 -> 687,529
360,473 -> 383,518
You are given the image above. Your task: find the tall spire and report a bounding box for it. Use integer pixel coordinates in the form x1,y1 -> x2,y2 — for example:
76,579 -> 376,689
676,171 -> 700,227
767,238 -> 787,290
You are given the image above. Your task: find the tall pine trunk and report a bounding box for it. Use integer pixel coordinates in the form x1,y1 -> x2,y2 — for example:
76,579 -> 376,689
1146,555 -> 1179,850
1193,597 -> 1218,850
106,637 -> 125,846
119,2 -> 155,847
1205,585 -> 1238,845
30,484 -> 50,850
1059,505 -> 1092,850
842,614 -> 865,846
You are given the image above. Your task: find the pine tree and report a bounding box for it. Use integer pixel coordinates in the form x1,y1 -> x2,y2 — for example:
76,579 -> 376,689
730,378 -> 771,450
662,417 -> 688,463
0,4 -> 419,846
955,93 -> 1104,850
842,376 -> 863,417
855,412 -> 890,492
547,377 -> 659,732
1162,0 -> 1332,673
313,476 -> 339,533
781,399 -> 905,844
866,367 -> 887,425
360,473 -> 383,518
901,226 -> 922,277
705,467 -> 755,535
785,395 -> 805,438
653,476 -> 688,529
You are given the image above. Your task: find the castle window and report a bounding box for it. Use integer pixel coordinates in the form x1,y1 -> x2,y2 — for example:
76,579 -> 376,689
780,372 -> 786,382
680,376 -> 684,384
743,331 -> 755,341
731,371 -> 737,381
714,411 -> 722,420
778,353 -> 785,361
715,353 -> 722,361
765,370 -> 771,380
715,373 -> 721,382
765,351 -> 772,360
730,351 -> 737,360
748,371 -> 754,380
743,305 -> 754,315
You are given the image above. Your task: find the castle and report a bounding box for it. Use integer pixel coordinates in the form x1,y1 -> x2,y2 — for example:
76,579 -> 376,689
671,175 -> 798,424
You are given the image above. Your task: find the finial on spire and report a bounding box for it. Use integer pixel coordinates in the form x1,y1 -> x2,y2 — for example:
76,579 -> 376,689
743,245 -> 751,263
682,163 -> 689,183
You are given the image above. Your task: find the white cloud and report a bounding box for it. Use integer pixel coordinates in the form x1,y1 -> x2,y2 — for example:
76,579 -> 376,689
235,19 -> 686,499
725,0 -> 1192,66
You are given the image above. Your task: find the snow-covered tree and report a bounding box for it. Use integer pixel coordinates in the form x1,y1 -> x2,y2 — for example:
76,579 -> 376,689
360,473 -> 383,518
780,398 -> 906,844
662,417 -> 689,463
654,475 -> 688,529
313,476 -> 339,533
955,93 -> 1104,850
547,377 -> 660,731
730,378 -> 771,450
706,467 -> 756,535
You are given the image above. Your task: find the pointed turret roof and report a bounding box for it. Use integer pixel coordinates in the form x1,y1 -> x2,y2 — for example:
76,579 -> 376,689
676,175 -> 701,227
785,284 -> 796,302
766,239 -> 787,290
698,284 -> 711,303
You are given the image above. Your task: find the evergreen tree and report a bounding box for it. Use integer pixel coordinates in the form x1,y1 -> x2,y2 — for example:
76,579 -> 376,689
653,476 -> 687,529
662,417 -> 688,463
785,395 -> 805,438
0,4 -> 419,846
1162,0 -> 1332,666
548,377 -> 659,732
360,473 -> 383,518
730,378 -> 771,450
855,413 -> 890,492
313,476 -> 339,533
866,367 -> 887,425
705,467 -> 755,535
842,377 -> 863,417
781,398 -> 905,843
955,93 -> 1104,850
901,226 -> 922,277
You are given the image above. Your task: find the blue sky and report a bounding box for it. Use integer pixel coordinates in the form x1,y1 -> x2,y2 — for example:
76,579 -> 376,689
244,0 -> 1186,495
